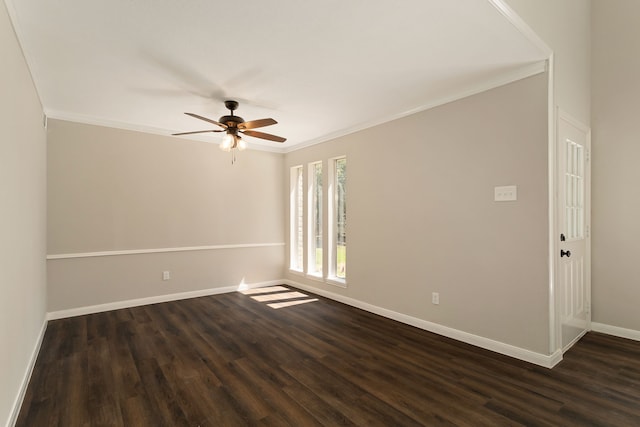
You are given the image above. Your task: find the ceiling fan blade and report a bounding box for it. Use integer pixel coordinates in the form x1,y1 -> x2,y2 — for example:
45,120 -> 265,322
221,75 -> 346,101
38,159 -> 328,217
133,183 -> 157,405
184,112 -> 227,129
242,129 -> 286,143
238,118 -> 277,130
172,129 -> 224,136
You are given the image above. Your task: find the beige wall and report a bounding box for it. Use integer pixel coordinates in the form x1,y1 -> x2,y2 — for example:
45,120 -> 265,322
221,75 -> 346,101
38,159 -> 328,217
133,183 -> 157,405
591,0 -> 640,331
285,74 -> 550,354
0,2 -> 47,425
47,120 -> 285,311
505,0 -> 591,126
504,1 -> 591,349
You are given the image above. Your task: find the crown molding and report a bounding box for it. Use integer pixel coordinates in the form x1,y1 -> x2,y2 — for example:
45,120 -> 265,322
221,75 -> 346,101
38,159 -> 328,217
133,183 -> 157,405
44,109 -> 286,154
487,0 -> 553,56
283,60 -> 547,153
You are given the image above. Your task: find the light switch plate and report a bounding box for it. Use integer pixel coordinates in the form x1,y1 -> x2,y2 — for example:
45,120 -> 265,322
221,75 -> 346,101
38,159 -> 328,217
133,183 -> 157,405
494,185 -> 517,202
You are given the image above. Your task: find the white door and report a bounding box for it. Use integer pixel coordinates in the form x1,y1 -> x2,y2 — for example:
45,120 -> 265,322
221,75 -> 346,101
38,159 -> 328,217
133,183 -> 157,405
557,112 -> 591,352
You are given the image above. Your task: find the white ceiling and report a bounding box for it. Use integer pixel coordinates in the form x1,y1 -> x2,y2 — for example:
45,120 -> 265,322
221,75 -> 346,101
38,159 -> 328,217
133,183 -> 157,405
7,0 -> 548,151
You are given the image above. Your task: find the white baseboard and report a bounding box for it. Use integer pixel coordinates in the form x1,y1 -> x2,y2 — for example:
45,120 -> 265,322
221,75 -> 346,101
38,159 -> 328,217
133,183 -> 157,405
591,322 -> 640,342
285,279 -> 562,369
562,328 -> 589,353
46,280 -> 283,320
6,318 -> 48,427
45,278 -> 564,368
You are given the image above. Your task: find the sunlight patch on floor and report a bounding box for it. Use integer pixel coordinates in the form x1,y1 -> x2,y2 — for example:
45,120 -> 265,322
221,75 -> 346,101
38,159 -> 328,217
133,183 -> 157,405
239,286 -> 290,295
268,299 -> 319,309
250,291 -> 308,302
238,286 -> 319,309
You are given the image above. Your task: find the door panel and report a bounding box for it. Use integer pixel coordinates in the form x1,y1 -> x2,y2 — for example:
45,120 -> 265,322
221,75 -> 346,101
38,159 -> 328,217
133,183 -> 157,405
557,113 -> 590,351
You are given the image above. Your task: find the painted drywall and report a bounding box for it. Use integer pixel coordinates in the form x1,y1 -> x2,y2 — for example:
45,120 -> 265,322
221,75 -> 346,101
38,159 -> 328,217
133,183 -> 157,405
47,120 -> 285,311
591,0 -> 640,332
0,2 -> 47,426
285,73 -> 550,354
505,0 -> 591,126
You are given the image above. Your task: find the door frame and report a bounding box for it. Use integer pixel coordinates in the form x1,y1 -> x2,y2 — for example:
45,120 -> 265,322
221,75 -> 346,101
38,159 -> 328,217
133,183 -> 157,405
551,107 -> 592,355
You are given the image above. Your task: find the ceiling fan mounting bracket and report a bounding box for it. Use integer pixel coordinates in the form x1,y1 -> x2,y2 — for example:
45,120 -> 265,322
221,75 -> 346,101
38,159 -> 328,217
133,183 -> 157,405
224,100 -> 239,112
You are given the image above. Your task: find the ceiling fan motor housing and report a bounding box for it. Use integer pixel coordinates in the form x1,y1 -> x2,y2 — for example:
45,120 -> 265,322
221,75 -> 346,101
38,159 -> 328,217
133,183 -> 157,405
218,115 -> 244,128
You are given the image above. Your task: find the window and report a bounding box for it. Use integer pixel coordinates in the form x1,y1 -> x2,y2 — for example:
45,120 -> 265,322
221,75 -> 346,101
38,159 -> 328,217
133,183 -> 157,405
330,157 -> 346,281
290,157 -> 346,286
308,162 -> 323,276
289,166 -> 304,271
565,140 -> 584,240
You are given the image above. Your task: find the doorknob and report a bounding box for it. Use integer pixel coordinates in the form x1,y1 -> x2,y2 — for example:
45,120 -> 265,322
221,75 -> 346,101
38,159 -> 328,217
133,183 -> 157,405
561,249 -> 571,258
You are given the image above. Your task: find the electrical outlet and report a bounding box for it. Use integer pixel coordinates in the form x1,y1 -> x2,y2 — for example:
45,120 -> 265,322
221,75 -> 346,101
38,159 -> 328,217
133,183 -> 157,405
494,185 -> 517,202
432,292 -> 439,305
162,271 -> 171,281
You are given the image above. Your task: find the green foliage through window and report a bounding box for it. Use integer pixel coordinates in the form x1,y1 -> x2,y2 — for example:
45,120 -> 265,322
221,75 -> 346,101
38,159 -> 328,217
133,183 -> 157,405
335,158 -> 346,279
310,162 -> 323,275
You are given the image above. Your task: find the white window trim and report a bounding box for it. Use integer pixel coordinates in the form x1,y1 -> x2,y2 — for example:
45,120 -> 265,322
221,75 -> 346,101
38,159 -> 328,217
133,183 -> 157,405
326,277 -> 347,288
306,273 -> 325,284
289,165 -> 304,273
327,156 -> 346,285
289,269 -> 305,278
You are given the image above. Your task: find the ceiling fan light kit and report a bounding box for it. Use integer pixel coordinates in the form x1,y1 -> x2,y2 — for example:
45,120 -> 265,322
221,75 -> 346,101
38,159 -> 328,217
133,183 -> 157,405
220,133 -> 246,152
172,100 -> 285,164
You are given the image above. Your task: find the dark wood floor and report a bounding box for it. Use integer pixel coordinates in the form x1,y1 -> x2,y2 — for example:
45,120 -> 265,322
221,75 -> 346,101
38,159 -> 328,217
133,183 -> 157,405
17,285 -> 640,426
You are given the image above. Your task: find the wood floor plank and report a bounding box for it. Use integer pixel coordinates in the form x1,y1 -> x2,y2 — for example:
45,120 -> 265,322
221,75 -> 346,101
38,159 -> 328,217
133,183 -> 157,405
16,286 -> 640,426
322,353 -> 513,426
282,381 -> 358,426
57,350 -> 89,426
87,336 -> 123,426
232,357 -> 324,427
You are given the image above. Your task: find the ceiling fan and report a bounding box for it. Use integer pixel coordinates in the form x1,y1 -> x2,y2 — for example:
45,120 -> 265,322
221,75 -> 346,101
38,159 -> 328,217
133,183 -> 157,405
172,100 -> 286,153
